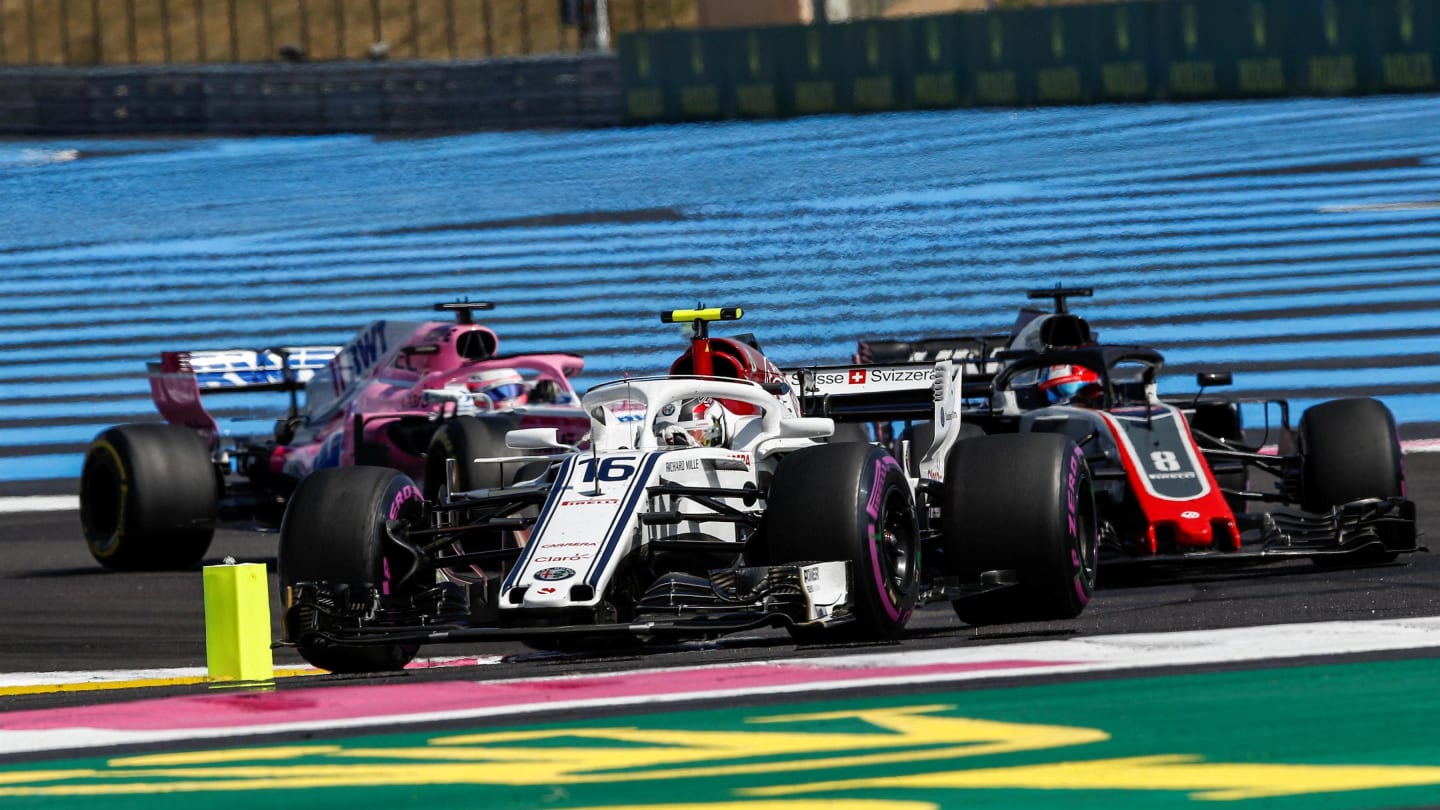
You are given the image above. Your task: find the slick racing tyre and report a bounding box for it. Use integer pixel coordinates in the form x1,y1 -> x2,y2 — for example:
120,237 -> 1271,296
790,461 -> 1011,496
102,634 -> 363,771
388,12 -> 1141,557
1299,397 -> 1404,511
425,415 -> 546,568
1299,397 -> 1404,566
944,433 -> 1097,626
899,422 -> 934,477
424,416 -> 511,501
764,443 -> 920,642
826,423 -> 873,444
278,466 -> 425,673
79,424 -> 218,571
899,421 -> 984,477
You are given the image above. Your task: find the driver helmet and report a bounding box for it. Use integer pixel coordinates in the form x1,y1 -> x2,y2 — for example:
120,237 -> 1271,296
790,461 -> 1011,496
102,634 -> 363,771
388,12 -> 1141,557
467,368 -> 528,408
655,398 -> 729,448
1038,364 -> 1102,407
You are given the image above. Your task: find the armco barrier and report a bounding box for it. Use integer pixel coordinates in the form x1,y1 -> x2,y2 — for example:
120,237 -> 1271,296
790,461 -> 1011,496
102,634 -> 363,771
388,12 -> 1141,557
0,53 -> 623,136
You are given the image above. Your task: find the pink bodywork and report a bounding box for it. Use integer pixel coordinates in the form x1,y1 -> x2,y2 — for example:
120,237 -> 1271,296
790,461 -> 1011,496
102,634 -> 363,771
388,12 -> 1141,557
148,318 -> 590,488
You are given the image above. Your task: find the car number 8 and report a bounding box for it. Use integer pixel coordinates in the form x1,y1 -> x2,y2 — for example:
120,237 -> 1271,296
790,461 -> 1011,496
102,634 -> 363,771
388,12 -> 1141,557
1150,450 -> 1181,472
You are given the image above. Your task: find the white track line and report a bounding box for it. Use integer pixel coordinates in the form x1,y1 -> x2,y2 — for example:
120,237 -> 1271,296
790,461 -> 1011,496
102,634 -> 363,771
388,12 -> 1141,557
0,495 -> 81,513
0,656 -> 500,689
3,618 -> 1440,756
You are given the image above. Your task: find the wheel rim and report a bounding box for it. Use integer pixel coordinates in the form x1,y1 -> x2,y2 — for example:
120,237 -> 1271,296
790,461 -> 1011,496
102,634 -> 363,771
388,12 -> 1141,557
1072,484 -> 1099,596
80,454 -> 122,550
879,486 -> 919,600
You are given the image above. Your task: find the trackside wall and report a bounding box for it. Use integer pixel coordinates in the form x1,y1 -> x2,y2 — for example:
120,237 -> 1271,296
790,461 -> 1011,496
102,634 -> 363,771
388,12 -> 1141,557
0,54 -> 620,136
0,0 -> 1433,136
619,0 -> 1439,123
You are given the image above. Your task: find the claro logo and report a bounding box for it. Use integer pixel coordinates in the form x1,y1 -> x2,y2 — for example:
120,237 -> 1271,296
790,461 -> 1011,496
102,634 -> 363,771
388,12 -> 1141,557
533,554 -> 592,563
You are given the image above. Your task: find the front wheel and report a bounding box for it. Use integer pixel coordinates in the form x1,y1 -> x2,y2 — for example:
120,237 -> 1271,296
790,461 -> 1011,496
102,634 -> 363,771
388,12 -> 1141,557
944,433 -> 1097,626
1298,397 -> 1404,566
79,424 -> 218,570
764,443 -> 919,642
278,466 -> 426,673
1299,397 -> 1403,511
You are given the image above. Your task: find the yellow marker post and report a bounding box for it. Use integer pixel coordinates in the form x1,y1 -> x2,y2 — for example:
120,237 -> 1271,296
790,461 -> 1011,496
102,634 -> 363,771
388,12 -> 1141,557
203,562 -> 274,683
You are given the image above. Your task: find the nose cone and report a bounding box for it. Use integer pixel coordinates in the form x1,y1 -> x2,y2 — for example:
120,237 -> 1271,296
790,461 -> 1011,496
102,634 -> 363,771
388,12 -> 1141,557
522,568 -> 579,607
1173,511 -> 1214,548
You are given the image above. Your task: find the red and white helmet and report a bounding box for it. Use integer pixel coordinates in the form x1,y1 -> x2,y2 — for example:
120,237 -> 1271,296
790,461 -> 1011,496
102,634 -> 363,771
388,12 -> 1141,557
1038,364 -> 1102,407
656,398 -> 730,448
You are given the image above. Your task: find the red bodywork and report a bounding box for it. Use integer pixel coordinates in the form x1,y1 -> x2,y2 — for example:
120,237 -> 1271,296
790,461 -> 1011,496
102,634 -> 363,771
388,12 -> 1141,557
1095,407 -> 1241,554
669,335 -> 792,417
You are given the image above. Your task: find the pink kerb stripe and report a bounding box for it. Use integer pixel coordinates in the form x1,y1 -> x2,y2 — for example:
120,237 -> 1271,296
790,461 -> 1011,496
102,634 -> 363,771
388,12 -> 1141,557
0,660 -> 1074,733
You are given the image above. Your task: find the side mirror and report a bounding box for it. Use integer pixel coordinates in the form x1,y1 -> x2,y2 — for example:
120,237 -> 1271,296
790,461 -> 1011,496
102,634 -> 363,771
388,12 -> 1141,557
506,427 -> 568,450
778,417 -> 835,440
1197,371 -> 1233,388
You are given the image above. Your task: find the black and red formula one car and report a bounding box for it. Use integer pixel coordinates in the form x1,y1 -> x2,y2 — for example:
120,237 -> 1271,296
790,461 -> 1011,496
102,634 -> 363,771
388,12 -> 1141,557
814,287 -> 1418,572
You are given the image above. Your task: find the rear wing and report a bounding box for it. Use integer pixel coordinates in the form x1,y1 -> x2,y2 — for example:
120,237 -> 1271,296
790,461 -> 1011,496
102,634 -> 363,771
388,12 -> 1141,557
854,334 -> 1011,367
786,364 -> 938,421
783,360 -> 972,482
147,346 -> 340,437
183,347 -> 341,391
785,361 -> 992,422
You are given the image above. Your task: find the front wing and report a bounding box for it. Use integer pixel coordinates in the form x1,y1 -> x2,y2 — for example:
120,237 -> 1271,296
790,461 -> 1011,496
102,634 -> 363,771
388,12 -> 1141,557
282,560 -> 1024,648
283,561 -> 857,648
1103,497 -> 1419,568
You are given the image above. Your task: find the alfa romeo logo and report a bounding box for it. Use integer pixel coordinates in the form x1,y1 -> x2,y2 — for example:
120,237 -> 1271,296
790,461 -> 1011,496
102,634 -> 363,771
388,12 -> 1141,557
534,567 -> 576,581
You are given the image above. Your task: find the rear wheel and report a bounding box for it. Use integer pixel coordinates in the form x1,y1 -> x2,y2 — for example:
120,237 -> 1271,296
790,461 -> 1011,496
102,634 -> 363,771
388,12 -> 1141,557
899,422 -> 934,477
899,420 -> 984,477
79,424 -> 218,571
278,466 -> 425,673
944,433 -> 1097,626
425,416 -> 546,571
826,423 -> 873,444
424,416 -> 511,501
764,443 -> 919,642
1299,397 -> 1404,565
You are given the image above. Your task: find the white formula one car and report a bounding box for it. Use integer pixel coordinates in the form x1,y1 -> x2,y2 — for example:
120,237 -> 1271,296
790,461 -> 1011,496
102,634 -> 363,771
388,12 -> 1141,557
278,308 -> 1098,672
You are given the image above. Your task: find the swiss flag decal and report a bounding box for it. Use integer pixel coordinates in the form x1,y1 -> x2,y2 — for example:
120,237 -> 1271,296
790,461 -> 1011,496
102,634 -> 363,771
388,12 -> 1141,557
849,369 -> 867,384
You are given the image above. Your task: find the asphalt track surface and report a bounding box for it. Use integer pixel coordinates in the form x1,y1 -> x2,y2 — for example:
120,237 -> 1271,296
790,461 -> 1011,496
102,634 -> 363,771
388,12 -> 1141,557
2,452 -> 1435,717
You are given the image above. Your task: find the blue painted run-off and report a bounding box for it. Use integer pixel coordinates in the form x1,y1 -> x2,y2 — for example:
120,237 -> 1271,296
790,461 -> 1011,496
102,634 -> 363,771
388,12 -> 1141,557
1,97 -> 1438,488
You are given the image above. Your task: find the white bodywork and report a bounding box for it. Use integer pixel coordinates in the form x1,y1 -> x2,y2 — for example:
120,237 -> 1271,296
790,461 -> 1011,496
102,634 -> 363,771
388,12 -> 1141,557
489,375 -> 837,615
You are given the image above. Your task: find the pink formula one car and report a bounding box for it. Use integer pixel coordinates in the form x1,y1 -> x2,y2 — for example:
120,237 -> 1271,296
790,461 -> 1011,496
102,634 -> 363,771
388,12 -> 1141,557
79,302 -> 590,570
